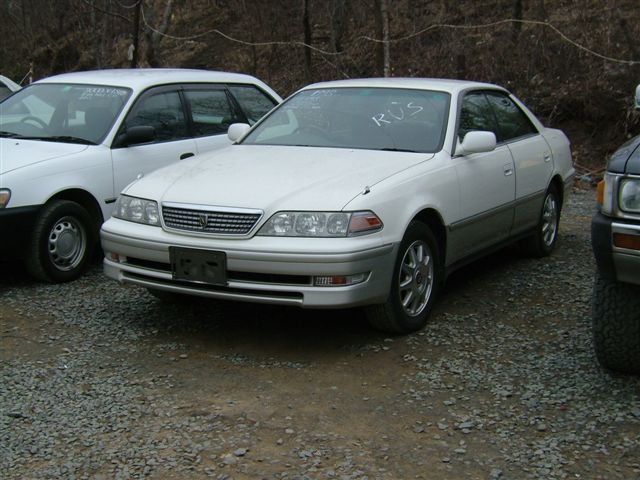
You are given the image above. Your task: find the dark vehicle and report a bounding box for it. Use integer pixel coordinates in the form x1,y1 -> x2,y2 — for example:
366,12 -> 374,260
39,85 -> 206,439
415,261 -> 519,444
591,84 -> 640,373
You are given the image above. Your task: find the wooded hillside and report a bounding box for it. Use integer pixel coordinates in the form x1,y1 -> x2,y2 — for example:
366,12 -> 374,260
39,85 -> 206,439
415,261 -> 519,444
1,0 -> 639,175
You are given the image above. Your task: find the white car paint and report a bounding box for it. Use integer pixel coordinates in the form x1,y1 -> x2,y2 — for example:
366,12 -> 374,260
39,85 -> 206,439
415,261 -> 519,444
0,68 -> 281,282
101,78 -> 575,331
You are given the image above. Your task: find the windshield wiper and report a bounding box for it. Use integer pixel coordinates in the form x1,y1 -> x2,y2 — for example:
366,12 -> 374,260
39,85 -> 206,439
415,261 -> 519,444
17,135 -> 96,145
0,130 -> 20,138
380,147 -> 418,153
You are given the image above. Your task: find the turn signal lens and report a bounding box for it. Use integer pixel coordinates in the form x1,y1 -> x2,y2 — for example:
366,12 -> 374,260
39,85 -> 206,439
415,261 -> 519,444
596,180 -> 605,206
313,273 -> 368,287
613,233 -> 640,251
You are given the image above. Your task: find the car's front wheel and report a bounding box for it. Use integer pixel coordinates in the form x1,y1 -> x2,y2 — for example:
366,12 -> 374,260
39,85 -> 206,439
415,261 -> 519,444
592,272 -> 640,374
26,200 -> 96,283
366,221 -> 441,333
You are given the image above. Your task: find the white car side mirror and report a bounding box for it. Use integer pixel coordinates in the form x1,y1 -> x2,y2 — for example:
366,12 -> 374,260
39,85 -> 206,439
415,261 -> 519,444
228,123 -> 251,143
635,84 -> 639,110
456,131 -> 497,156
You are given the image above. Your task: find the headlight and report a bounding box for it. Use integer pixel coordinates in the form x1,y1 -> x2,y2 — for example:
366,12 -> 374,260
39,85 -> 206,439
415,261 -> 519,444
257,211 -> 383,237
0,189 -> 10,209
113,194 -> 160,226
619,178 -> 640,213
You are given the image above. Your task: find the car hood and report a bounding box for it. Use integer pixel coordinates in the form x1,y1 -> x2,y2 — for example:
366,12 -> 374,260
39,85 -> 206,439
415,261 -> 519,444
129,145 -> 432,211
607,135 -> 640,174
0,138 -> 89,175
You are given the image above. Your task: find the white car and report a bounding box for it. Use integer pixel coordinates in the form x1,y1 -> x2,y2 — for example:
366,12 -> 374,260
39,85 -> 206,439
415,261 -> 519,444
101,78 -> 574,332
0,68 -> 281,282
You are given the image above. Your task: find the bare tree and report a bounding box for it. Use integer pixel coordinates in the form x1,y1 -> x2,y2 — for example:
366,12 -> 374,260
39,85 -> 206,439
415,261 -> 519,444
142,0 -> 174,67
302,0 -> 313,81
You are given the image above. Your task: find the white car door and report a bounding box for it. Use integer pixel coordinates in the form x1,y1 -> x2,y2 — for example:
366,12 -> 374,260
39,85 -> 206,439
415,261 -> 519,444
184,84 -> 279,154
485,92 -> 553,235
448,91 -> 516,262
111,87 -> 197,200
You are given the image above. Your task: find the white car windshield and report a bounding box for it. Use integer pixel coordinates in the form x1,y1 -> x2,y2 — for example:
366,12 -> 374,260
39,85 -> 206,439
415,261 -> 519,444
0,83 -> 131,144
242,87 -> 450,153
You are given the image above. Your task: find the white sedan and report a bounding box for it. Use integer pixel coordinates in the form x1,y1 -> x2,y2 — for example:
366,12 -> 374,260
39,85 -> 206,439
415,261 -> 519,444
101,78 -> 574,332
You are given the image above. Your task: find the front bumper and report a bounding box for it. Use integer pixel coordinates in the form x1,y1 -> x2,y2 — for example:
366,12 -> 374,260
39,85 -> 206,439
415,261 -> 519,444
0,205 -> 40,260
592,211 -> 640,286
101,218 -> 398,308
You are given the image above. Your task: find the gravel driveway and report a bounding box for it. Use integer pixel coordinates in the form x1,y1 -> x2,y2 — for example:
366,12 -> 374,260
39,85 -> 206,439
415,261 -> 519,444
1,188 -> 639,480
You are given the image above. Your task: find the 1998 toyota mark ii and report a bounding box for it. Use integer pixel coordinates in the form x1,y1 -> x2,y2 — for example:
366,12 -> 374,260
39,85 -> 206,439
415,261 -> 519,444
101,78 -> 574,333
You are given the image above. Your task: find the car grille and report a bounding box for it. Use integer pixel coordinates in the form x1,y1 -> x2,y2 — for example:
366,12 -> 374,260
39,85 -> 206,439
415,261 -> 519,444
162,204 -> 262,235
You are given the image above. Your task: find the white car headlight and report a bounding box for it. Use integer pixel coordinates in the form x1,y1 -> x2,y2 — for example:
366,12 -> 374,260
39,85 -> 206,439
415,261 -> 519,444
257,211 -> 382,237
0,189 -> 10,209
114,194 -> 160,226
619,178 -> 640,213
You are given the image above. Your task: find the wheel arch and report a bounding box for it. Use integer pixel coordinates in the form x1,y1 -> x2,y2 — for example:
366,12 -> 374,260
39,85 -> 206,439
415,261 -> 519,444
48,189 -> 104,228
412,207 -> 447,267
549,174 -> 565,210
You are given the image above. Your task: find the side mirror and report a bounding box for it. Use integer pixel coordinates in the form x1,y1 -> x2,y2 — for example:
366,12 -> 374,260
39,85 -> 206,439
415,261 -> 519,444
456,131 -> 497,156
118,125 -> 155,147
227,123 -> 250,143
635,84 -> 639,110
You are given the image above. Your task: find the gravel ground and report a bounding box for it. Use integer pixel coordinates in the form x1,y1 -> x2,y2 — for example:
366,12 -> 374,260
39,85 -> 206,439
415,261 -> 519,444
1,188 -> 639,480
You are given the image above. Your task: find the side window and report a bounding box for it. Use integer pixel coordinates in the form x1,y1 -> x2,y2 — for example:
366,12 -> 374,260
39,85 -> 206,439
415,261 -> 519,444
228,85 -> 277,125
486,92 -> 537,141
183,89 -> 239,136
124,90 -> 187,143
458,92 -> 498,142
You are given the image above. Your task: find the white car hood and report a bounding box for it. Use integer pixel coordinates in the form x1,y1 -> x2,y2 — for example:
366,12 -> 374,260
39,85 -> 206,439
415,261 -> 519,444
0,138 -> 89,174
130,145 -> 432,211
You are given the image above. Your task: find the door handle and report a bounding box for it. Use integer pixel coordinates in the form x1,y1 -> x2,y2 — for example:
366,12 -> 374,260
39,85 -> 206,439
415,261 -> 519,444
543,153 -> 551,163
503,163 -> 513,176
180,152 -> 195,160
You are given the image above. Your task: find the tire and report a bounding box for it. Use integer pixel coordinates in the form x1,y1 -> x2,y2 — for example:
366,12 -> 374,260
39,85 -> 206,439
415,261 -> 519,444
25,200 -> 96,283
520,185 -> 560,257
592,272 -> 640,374
366,221 -> 441,334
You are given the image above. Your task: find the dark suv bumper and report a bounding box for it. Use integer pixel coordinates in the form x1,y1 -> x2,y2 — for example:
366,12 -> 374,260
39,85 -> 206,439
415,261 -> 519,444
0,205 -> 40,260
592,211 -> 640,286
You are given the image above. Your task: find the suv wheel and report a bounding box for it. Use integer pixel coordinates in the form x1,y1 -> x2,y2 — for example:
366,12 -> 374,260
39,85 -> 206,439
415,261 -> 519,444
592,272 -> 640,374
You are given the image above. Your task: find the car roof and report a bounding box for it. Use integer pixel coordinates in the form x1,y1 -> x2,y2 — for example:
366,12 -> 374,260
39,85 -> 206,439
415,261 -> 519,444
301,77 -> 506,95
34,68 -> 279,97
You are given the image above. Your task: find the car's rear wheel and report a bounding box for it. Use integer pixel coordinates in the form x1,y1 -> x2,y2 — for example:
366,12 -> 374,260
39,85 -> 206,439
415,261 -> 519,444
26,200 -> 96,283
520,185 -> 560,257
592,272 -> 640,374
366,221 -> 441,333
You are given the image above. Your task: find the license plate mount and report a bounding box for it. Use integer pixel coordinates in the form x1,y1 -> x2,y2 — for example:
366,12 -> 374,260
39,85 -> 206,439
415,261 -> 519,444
170,247 -> 227,286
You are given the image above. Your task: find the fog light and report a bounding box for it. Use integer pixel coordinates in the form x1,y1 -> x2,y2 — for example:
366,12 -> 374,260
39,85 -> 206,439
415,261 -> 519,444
107,252 -> 125,263
313,273 -> 368,287
613,233 -> 640,251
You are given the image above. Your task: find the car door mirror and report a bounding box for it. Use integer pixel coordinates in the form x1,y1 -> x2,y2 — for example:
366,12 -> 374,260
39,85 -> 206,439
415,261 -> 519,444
227,123 -> 250,142
456,131 -> 497,156
118,126 -> 156,147
635,84 -> 640,110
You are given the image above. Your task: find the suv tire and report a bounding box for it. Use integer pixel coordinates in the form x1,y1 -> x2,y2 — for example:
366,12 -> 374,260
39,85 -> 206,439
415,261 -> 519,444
592,272 -> 640,374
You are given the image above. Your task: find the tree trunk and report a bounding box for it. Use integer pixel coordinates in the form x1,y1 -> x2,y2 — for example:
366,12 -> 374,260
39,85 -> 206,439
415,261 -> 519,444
130,0 -> 141,67
302,0 -> 313,82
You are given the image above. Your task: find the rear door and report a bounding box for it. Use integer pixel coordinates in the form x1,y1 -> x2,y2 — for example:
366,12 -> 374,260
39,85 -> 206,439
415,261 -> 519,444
485,92 -> 553,235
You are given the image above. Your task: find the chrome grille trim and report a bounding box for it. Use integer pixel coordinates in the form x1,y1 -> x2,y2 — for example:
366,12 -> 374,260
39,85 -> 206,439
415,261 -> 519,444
161,202 -> 263,236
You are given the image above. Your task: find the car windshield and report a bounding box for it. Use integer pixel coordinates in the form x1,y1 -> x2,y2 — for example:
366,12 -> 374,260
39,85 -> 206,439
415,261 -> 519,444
241,87 -> 450,153
0,83 -> 132,144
